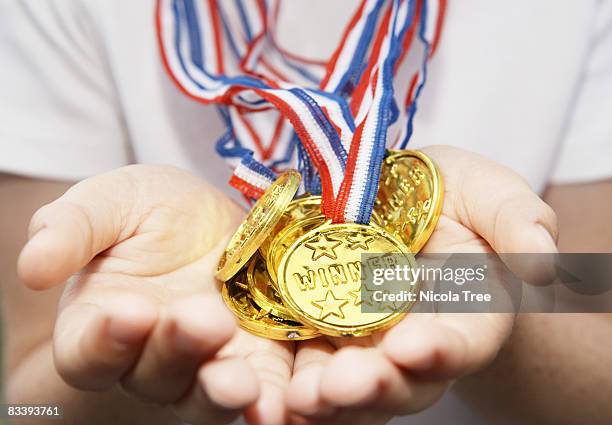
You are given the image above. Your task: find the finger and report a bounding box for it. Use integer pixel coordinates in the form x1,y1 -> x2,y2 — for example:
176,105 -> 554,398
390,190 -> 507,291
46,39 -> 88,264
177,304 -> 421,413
120,294 -> 236,403
382,312 -> 513,380
18,168 -> 140,290
287,338 -> 336,418
422,145 -> 559,284
53,292 -> 157,391
237,335 -> 294,425
289,410 -> 389,425
319,346 -> 446,415
319,347 -> 381,408
173,356 -> 260,425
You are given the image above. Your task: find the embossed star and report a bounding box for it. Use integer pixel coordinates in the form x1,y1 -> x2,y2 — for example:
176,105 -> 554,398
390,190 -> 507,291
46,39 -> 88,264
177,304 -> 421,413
304,234 -> 342,261
347,283 -> 376,307
345,232 -> 375,250
312,290 -> 349,320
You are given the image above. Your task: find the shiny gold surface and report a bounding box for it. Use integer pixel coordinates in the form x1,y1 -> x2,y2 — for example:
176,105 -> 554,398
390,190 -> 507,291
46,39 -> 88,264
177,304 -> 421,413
276,222 -> 417,337
215,171 -> 301,281
247,254 -> 296,321
374,150 -> 444,253
262,196 -> 385,284
222,270 -> 320,341
259,195 -> 323,261
217,152 -> 444,340
266,215 -> 327,284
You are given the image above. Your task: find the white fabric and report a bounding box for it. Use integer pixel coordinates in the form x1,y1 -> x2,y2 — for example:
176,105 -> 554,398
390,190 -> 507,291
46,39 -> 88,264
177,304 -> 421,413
2,0 -> 611,193
1,1 -> 611,424
549,2 -> 612,184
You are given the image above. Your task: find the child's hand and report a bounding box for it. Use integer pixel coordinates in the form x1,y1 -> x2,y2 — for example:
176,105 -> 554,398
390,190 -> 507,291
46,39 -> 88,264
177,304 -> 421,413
287,145 -> 559,425
18,165 -> 293,425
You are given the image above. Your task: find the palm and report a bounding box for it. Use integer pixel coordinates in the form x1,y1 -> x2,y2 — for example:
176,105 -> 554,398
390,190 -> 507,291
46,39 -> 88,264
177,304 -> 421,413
27,165 -> 294,424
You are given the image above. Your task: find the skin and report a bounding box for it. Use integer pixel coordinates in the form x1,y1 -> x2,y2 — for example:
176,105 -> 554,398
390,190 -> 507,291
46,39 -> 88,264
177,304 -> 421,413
2,167 -> 291,425
0,145 -> 607,425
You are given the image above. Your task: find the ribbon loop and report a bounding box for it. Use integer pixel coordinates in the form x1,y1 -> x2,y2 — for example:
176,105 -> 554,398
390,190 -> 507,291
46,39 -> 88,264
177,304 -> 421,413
157,0 -> 446,220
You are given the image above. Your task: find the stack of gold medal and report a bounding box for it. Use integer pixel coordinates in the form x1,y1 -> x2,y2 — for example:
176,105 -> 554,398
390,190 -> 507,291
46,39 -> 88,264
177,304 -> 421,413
216,150 -> 444,340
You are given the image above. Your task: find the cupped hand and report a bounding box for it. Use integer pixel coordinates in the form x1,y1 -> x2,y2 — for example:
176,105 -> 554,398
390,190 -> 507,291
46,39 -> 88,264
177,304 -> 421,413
18,165 -> 293,425
287,145 -> 559,425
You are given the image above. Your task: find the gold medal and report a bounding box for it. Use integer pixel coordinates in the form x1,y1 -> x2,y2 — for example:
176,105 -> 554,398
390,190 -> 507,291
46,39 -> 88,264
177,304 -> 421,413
222,270 -> 320,341
216,170 -> 301,281
276,222 -> 417,337
218,152 -> 442,340
374,150 -> 444,253
247,254 -> 296,321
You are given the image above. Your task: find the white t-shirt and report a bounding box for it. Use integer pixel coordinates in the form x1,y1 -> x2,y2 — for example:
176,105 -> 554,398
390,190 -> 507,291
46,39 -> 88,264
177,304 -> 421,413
1,0 -> 612,193
1,1 -> 611,424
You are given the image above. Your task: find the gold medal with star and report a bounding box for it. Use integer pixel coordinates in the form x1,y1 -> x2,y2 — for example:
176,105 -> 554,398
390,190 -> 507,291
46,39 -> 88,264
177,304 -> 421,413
276,222 -> 417,337
215,151 -> 441,340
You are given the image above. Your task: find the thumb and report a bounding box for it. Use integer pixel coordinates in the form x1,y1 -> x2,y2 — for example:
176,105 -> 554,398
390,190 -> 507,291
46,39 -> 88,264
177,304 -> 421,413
18,168 -> 139,290
422,145 -> 559,285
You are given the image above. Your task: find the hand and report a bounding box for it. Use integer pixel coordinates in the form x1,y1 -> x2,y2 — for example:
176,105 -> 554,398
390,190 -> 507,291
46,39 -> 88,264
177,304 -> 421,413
286,145 -> 559,425
18,165 -> 293,425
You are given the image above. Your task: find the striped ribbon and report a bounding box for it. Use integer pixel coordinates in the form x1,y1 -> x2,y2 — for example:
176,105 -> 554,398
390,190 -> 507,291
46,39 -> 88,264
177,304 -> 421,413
157,0 -> 445,223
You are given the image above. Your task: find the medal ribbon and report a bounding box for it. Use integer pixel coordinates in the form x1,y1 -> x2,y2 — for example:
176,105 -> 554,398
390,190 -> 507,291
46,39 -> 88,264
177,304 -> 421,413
157,0 -> 445,222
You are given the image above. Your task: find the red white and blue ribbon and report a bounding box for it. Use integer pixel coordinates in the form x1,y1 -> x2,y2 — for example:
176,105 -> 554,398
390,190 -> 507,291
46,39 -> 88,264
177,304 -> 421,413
157,0 -> 446,223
